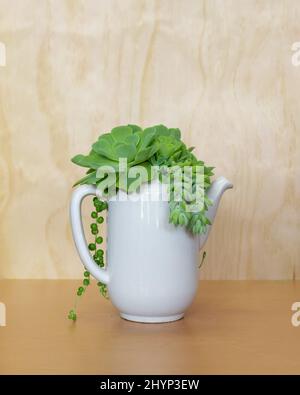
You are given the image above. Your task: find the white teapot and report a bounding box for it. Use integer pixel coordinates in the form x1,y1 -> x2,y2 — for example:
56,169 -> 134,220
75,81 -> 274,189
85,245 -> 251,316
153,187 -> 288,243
70,177 -> 232,323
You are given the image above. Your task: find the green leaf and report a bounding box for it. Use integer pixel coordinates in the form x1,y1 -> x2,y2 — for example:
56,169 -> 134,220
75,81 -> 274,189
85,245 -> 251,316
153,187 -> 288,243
205,217 -> 212,225
157,135 -> 182,158
204,166 -> 215,176
132,144 -> 158,165
71,152 -> 103,169
115,143 -> 137,162
124,133 -> 140,146
96,133 -> 115,145
92,134 -> 118,161
153,124 -> 169,137
127,124 -> 142,133
111,126 -> 133,142
71,151 -> 120,170
138,128 -> 157,150
169,128 -> 181,140
73,171 -> 97,187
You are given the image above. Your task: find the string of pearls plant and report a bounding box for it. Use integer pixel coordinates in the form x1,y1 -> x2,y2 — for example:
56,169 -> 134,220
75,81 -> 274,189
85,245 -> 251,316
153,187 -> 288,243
68,197 -> 108,322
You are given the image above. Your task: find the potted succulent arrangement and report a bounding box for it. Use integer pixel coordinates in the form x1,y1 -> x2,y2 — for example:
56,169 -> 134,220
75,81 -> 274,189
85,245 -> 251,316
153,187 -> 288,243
69,124 -> 232,323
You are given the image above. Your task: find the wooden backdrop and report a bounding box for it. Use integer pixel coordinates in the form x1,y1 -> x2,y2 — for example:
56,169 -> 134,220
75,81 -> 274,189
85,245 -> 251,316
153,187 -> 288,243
0,0 -> 299,279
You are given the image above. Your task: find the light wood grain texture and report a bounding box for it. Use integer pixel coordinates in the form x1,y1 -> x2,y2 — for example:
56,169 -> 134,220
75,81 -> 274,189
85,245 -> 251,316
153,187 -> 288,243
0,280 -> 300,374
0,0 -> 299,279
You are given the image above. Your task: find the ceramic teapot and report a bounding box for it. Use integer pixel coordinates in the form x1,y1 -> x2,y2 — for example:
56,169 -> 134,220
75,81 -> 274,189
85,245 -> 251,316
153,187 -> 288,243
70,176 -> 232,323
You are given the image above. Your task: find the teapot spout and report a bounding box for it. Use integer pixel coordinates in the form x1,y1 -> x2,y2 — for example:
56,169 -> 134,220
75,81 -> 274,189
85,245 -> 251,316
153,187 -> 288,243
198,176 -> 233,250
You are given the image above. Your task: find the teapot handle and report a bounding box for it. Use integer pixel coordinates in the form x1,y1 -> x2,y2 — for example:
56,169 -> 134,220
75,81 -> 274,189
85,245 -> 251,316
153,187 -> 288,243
70,185 -> 109,285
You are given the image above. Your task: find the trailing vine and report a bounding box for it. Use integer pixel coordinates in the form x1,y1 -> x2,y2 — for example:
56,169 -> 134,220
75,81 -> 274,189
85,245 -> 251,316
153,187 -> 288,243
198,251 -> 207,269
68,197 -> 108,322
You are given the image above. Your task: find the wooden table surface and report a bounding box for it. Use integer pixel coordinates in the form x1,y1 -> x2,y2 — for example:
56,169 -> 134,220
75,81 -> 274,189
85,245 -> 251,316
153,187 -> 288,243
0,280 -> 299,375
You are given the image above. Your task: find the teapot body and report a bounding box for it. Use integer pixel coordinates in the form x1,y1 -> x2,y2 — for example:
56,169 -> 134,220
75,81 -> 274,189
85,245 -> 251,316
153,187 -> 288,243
106,183 -> 199,322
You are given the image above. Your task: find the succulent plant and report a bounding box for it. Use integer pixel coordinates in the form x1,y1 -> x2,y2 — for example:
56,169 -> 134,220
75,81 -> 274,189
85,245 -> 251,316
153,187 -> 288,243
72,124 -> 214,234
92,125 -> 159,165
72,125 -> 161,187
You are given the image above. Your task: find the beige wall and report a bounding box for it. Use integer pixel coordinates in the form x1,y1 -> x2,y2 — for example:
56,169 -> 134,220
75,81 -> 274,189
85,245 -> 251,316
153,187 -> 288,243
0,0 -> 299,279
